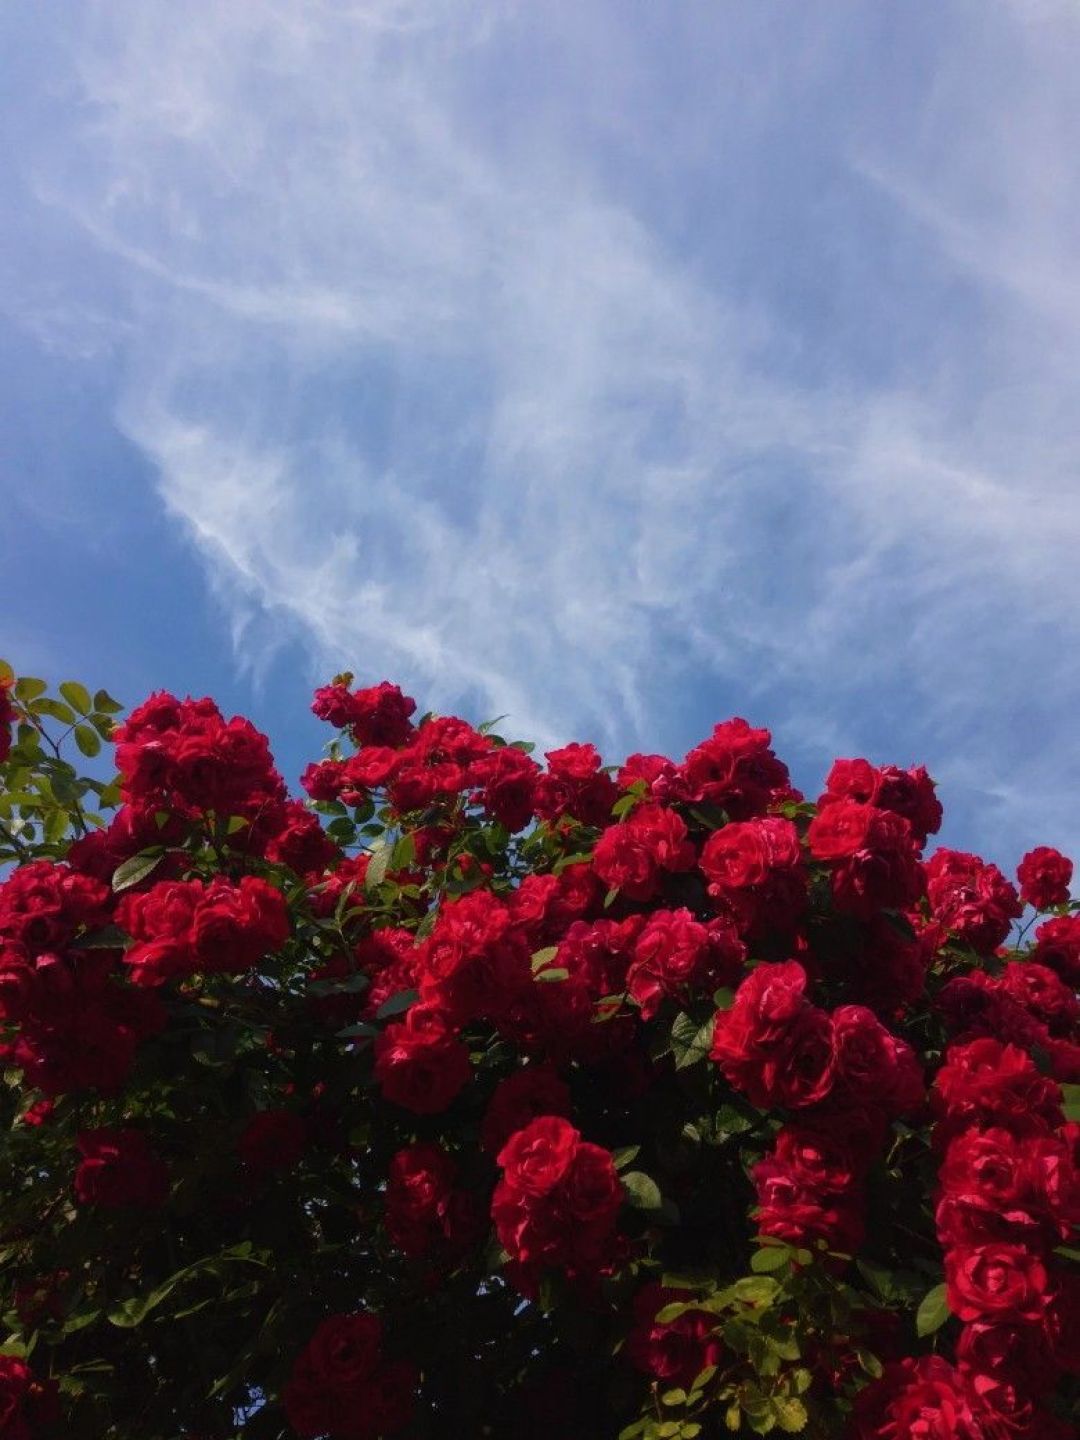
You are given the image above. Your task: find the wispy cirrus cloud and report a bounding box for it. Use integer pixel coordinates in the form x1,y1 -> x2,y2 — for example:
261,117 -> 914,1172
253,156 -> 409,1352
3,0 -> 1080,860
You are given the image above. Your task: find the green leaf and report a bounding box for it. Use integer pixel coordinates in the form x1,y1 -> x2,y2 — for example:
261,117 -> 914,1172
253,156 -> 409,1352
74,724 -> 102,758
59,681 -> 92,714
611,1145 -> 640,1171
713,987 -> 735,1010
112,849 -> 165,893
93,689 -> 124,714
530,946 -> 559,972
30,697 -> 76,725
1061,1083 -> 1080,1124
856,1257 -> 895,1301
732,1275 -> 781,1305
375,988 -> 418,1020
621,1171 -> 663,1211
773,1397 -> 808,1433
108,1278 -> 183,1328
534,967 -> 569,982
751,1244 -> 791,1274
14,676 -> 46,702
62,1309 -> 101,1336
335,1021 -> 379,1039
365,843 -> 391,890
671,1011 -> 715,1070
916,1282 -> 950,1337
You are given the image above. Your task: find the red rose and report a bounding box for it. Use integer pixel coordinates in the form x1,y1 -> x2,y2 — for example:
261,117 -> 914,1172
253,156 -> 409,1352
534,743 -> 618,828
592,806 -> 695,902
711,961 -> 833,1107
699,817 -> 806,936
1017,846 -> 1072,910
627,909 -> 744,1019
852,1356 -> 988,1440
74,1128 -> 168,1209
191,875 -> 290,975
925,850 -> 1022,954
945,1243 -> 1049,1323
933,1038 -> 1065,1143
497,1116 -> 580,1196
753,1150 -> 865,1253
468,746 -> 540,833
681,717 -> 794,817
263,801 -> 340,876
936,1127 -> 1072,1248
819,759 -> 942,846
373,1007 -> 471,1114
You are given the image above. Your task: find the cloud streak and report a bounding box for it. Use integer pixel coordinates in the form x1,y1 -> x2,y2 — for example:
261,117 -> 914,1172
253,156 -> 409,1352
5,0 -> 1080,860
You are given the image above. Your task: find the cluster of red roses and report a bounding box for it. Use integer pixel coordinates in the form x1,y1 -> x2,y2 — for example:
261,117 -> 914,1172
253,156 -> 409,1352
1,666 -> 1079,1439
0,860 -> 164,1098
282,1313 -> 416,1440
709,961 -> 922,1254
491,1116 -> 624,1295
852,1034 -> 1079,1438
116,873 -> 289,987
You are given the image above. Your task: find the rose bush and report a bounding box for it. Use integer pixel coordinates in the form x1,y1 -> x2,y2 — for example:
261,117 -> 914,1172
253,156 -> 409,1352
0,659 -> 1076,1439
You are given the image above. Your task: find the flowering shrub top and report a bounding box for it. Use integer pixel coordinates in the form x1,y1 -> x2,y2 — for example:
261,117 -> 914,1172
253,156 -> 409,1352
0,661 -> 1076,1439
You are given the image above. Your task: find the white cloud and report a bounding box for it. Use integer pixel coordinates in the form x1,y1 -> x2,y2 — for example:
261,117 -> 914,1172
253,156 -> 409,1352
6,0 -> 1080,858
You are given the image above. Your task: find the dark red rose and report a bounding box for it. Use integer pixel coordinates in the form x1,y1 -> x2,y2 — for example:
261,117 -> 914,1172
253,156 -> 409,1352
1030,914 -> 1080,988
305,1312 -> 382,1387
956,1318 -> 1061,1390
852,1356 -> 988,1440
237,1110 -> 306,1174
562,1142 -> 621,1224
830,1004 -> 924,1118
74,1128 -> 168,1209
385,1142 -> 457,1256
626,1283 -> 724,1389
481,1066 -> 572,1156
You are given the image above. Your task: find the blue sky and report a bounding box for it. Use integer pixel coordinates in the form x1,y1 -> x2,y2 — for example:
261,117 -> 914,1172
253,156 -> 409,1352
2,0 -> 1079,869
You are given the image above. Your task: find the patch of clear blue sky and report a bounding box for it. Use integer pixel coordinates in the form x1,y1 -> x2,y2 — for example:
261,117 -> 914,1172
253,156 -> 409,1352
2,1 -> 1079,870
